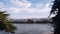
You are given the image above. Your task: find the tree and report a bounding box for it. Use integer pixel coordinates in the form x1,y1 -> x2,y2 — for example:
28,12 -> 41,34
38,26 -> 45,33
50,0 -> 60,34
0,10 -> 16,34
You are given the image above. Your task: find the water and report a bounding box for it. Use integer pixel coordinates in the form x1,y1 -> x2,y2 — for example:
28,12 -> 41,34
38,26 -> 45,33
0,23 -> 54,34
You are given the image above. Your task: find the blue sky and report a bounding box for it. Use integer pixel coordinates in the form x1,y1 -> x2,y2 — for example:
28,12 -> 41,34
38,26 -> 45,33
0,0 -> 54,19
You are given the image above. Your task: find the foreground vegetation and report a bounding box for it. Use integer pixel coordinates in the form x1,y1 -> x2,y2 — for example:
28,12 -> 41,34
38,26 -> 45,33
0,10 -> 16,34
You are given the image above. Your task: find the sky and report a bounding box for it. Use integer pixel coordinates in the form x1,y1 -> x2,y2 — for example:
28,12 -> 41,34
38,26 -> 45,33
0,0 -> 54,19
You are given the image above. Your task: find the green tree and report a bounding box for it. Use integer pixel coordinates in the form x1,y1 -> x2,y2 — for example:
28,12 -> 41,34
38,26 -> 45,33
0,11 -> 16,34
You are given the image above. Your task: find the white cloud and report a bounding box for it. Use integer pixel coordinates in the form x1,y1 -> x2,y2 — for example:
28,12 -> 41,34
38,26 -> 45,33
0,0 -> 52,19
9,15 -> 48,19
4,7 -> 22,13
2,3 -> 51,18
10,0 -> 32,8
3,5 -> 50,14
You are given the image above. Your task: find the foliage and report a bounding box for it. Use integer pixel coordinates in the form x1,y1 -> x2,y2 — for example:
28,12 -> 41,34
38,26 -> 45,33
50,0 -> 60,34
50,0 -> 59,15
0,11 -> 16,33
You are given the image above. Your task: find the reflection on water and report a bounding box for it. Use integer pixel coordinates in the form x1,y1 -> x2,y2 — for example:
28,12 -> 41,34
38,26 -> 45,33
0,23 -> 54,34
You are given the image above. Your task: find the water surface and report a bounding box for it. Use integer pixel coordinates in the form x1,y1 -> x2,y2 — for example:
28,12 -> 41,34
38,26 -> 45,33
0,24 -> 54,34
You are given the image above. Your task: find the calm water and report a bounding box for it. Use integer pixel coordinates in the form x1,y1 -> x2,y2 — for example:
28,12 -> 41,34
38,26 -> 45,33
0,23 -> 54,34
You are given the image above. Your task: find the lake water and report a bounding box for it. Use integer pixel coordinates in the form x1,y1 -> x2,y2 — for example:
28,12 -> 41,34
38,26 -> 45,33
0,23 -> 54,34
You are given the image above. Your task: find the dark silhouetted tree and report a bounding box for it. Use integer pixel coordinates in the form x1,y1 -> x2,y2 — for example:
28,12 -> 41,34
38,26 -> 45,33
50,0 -> 60,34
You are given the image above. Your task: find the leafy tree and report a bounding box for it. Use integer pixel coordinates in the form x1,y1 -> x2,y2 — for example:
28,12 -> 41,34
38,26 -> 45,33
0,10 -> 16,34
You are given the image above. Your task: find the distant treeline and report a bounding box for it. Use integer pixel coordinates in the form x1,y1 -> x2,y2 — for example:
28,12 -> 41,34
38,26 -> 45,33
9,20 -> 52,24
9,18 -> 53,24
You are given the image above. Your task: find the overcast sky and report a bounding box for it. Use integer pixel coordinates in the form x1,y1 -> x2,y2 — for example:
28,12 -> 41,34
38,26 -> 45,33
0,0 -> 54,19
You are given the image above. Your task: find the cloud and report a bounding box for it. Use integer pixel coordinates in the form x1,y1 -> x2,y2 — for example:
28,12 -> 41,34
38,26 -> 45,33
10,0 -> 32,8
1,3 -> 51,19
2,4 -> 50,14
0,0 -> 52,19
9,15 -> 48,19
2,7 -> 22,13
